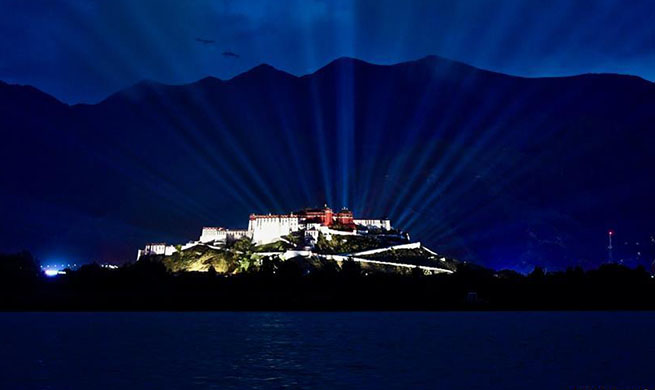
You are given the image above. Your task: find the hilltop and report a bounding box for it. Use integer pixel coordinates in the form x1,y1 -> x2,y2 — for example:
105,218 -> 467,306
138,206 -> 459,275
145,236 -> 459,276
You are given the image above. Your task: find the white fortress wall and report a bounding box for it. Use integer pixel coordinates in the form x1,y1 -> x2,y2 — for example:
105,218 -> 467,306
250,215 -> 300,244
325,228 -> 357,236
226,229 -> 249,241
144,243 -> 167,255
199,227 -> 226,243
138,243 -> 178,259
353,219 -> 392,230
351,242 -> 422,256
200,227 -> 251,244
318,253 -> 453,274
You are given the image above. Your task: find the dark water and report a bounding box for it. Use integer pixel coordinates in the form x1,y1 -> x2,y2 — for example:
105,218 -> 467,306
1,312 -> 653,390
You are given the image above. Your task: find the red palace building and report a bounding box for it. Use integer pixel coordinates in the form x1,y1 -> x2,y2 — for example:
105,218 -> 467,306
293,205 -> 355,228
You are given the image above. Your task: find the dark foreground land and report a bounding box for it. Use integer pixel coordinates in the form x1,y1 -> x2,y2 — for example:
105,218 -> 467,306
3,252 -> 655,310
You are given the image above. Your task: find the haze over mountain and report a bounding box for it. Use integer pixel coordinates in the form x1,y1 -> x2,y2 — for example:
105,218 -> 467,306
2,55 -> 654,271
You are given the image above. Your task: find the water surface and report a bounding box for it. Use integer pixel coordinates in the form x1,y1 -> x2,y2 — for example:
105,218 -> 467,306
1,312 -> 653,389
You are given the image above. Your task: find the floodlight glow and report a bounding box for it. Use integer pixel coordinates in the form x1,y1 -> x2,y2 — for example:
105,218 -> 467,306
44,270 -> 59,277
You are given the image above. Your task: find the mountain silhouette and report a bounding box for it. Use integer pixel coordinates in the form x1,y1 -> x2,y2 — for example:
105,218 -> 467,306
2,56 -> 654,271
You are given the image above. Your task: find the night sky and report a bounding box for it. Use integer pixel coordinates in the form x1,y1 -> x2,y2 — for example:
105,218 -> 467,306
1,0 -> 654,103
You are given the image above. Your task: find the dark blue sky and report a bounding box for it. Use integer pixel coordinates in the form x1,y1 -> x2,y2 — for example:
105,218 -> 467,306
1,0 -> 654,103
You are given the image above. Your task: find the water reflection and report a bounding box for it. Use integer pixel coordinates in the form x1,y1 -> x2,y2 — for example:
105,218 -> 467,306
0,312 -> 653,390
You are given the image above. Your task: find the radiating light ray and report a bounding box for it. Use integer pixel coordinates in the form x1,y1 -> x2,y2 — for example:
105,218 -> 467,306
384,59 -> 468,217
400,100 -> 540,230
117,2 -> 280,215
402,82 -> 594,246
261,83 -> 314,206
388,0 -> 531,222
353,65 -> 398,216
337,63 -> 355,209
137,99 -> 266,211
179,87 -> 283,211
400,0 -> 608,229
60,1 -> 271,218
560,1 -> 620,61
399,19 -> 602,226
52,4 -> 247,221
398,0 -> 628,233
335,11 -> 357,209
393,81 -> 508,225
394,0 -> 620,232
352,2 -> 418,215
399,72 -> 564,229
120,0 -> 283,212
305,77 -> 335,207
385,0 -> 525,217
240,29 -> 316,209
396,85 -> 527,228
297,16 -> 335,208
13,73 -> 219,225
91,89 -> 265,219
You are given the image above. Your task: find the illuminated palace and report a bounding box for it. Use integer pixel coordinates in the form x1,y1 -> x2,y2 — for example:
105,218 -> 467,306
139,205 -> 391,258
200,205 -> 391,245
